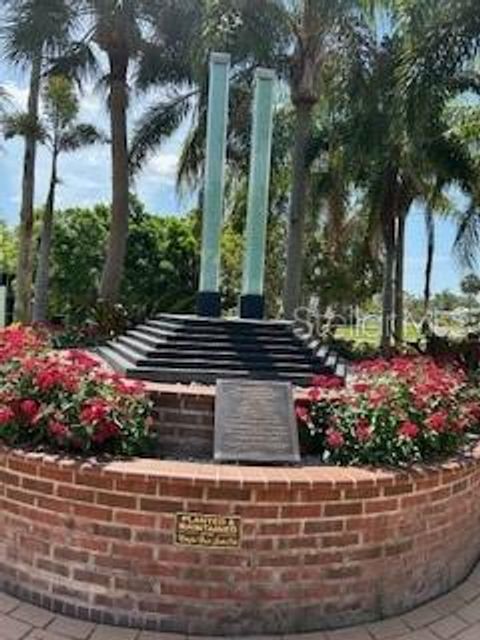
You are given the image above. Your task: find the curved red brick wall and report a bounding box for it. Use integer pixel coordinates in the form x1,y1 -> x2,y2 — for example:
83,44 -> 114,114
1,445 -> 480,635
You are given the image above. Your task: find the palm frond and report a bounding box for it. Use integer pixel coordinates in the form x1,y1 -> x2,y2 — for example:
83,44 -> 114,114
454,203 -> 480,269
129,94 -> 192,176
59,123 -> 107,152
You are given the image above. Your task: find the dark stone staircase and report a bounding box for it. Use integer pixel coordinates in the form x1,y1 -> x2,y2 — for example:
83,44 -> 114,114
97,314 -> 346,386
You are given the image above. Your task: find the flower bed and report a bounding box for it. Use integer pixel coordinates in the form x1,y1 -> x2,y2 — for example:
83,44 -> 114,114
0,326 -> 154,456
298,356 -> 480,465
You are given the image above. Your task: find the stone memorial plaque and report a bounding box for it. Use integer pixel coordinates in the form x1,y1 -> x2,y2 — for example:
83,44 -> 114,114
214,379 -> 300,463
176,512 -> 241,548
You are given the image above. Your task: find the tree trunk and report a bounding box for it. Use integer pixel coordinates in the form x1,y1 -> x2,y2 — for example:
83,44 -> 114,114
380,169 -> 398,351
14,54 -> 42,324
33,148 -> 58,324
424,208 -> 434,313
381,225 -> 395,351
99,54 -> 129,303
394,209 -> 406,345
283,100 -> 314,319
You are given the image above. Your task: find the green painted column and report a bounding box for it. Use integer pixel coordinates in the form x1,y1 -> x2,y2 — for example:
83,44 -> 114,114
197,52 -> 231,317
240,68 -> 275,319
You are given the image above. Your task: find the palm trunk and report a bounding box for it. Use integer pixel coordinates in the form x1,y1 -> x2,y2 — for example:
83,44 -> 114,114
99,54 -> 129,303
394,209 -> 406,345
14,54 -> 42,324
381,225 -> 395,351
283,100 -> 314,319
424,208 -> 434,313
33,148 -> 58,324
380,169 -> 398,351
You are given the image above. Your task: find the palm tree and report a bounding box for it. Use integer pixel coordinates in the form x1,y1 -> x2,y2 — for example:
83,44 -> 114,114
279,0 -> 378,318
2,0 -> 76,323
33,76 -> 104,323
54,0 -> 202,304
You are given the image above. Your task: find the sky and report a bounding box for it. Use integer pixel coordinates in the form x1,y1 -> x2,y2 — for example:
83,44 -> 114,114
0,58 -> 471,297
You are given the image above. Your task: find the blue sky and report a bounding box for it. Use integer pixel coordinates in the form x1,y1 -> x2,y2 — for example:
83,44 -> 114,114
0,59 -> 470,296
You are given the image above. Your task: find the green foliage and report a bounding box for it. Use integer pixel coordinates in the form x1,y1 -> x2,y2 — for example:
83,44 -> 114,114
304,222 -> 383,310
47,203 -> 200,321
461,273 -> 480,297
0,222 -> 17,274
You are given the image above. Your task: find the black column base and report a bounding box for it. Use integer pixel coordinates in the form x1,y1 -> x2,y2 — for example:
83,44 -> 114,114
240,294 -> 264,320
196,291 -> 221,317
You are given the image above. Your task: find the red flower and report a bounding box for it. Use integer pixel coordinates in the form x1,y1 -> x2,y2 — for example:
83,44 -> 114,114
48,420 -> 69,439
308,386 -> 321,401
113,378 -> 146,395
326,428 -> 345,449
353,382 -> 369,394
398,421 -> 419,440
80,399 -> 110,424
467,403 -> 480,422
425,410 -> 448,433
0,406 -> 15,425
92,420 -> 120,445
312,374 -> 344,389
65,350 -> 99,369
355,418 -> 372,442
19,399 -> 40,423
296,405 -> 309,422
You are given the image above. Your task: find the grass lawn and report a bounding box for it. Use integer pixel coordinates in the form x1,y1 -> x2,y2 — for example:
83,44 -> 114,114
335,323 -> 422,346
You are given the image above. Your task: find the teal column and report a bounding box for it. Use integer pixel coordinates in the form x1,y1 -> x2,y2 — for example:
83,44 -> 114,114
0,285 -> 5,328
240,68 -> 275,319
197,52 -> 230,317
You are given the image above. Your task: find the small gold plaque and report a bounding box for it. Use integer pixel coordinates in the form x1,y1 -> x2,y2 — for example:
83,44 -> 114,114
176,512 -> 241,548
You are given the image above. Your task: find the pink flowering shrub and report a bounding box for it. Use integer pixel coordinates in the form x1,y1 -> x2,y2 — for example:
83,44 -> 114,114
298,357 -> 480,465
0,326 -> 154,456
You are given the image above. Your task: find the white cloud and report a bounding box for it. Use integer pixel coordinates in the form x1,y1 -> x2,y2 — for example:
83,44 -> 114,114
143,152 -> 179,186
3,82 -> 29,110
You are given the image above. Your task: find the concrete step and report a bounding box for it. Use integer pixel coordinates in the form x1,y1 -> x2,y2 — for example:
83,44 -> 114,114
107,342 -> 326,372
116,335 -> 321,363
122,331 -> 317,357
98,347 -> 320,386
96,314 -> 344,387
137,323 -> 306,346
158,313 -> 292,332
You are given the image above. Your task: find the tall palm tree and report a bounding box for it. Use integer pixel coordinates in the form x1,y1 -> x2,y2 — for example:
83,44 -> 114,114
279,0 -> 377,318
54,0 -> 202,304
2,0 -> 76,323
33,76 -> 104,323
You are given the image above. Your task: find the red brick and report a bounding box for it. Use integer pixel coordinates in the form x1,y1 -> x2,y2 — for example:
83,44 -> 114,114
73,503 -> 113,521
324,502 -> 363,517
139,497 -> 183,512
54,546 -> 89,564
207,486 -> 251,501
384,483 -> 414,496
74,568 -> 111,588
365,498 -> 398,513
97,491 -> 137,509
75,471 -> 114,490
116,476 -> 157,494
114,510 -> 156,527
40,465 -> 74,483
57,484 -> 94,503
